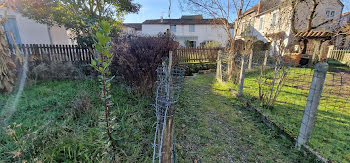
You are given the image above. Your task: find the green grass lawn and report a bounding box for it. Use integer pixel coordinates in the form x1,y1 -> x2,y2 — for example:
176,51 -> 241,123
239,63 -> 350,162
1,67 -> 346,162
0,80 -> 155,162
174,74 -> 319,162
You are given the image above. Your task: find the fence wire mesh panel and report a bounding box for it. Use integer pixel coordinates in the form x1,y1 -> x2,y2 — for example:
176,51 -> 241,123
153,65 -> 185,163
239,50 -> 350,162
309,67 -> 350,162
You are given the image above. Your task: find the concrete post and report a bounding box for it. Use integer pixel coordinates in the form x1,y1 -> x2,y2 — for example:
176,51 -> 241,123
216,50 -> 223,83
263,50 -> 269,66
237,55 -> 247,96
248,49 -> 253,70
296,62 -> 328,148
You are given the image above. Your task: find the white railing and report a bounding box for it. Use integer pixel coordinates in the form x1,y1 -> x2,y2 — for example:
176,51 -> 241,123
328,47 -> 350,66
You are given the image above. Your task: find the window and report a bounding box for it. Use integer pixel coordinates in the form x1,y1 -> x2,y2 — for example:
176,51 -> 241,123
241,21 -> 245,34
189,41 -> 196,47
189,25 -> 195,32
259,17 -> 264,30
326,10 -> 335,18
3,18 -> 21,45
271,12 -> 278,26
170,25 -> 176,32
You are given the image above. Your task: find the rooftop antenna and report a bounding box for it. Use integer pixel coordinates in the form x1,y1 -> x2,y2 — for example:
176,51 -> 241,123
168,0 -> 171,18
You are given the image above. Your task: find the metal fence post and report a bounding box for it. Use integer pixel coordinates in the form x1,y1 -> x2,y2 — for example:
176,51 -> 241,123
216,50 -> 223,83
296,62 -> 328,148
237,55 -> 247,96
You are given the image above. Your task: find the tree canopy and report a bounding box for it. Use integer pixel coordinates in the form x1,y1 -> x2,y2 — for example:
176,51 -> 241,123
17,0 -> 140,46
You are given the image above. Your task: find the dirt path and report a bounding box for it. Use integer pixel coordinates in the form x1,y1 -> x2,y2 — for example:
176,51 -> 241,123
174,74 -> 319,163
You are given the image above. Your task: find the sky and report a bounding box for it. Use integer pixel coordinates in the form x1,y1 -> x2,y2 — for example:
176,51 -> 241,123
124,0 -> 350,23
124,0 -> 192,23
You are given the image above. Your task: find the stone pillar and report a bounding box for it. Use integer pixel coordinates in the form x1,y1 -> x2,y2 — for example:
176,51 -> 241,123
296,62 -> 328,148
216,50 -> 223,83
237,55 -> 247,96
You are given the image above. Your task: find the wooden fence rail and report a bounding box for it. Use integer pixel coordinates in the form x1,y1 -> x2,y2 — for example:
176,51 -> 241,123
8,44 -> 225,65
328,48 -> 350,66
174,47 -> 224,64
8,44 -> 93,64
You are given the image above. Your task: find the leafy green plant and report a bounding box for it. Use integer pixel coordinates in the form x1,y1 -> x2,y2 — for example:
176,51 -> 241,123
90,20 -> 118,159
204,41 -> 221,48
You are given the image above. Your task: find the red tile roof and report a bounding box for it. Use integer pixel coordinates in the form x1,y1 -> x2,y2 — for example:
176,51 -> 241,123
343,12 -> 350,16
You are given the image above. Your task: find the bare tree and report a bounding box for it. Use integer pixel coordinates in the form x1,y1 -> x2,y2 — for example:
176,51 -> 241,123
179,0 -> 257,82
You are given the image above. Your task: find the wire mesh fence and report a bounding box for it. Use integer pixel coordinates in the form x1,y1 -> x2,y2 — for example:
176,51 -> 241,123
153,64 -> 185,163
231,49 -> 350,162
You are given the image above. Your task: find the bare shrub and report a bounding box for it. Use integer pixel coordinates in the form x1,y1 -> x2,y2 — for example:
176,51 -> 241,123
30,62 -> 85,81
70,91 -> 97,126
111,34 -> 178,95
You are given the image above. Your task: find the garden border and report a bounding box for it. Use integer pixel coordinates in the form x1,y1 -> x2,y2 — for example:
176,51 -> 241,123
240,97 -> 329,163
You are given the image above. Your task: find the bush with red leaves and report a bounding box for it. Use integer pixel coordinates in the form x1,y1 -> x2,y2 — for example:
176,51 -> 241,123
111,34 -> 178,95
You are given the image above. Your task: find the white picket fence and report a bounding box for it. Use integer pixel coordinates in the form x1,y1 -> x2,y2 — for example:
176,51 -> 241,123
328,48 -> 350,66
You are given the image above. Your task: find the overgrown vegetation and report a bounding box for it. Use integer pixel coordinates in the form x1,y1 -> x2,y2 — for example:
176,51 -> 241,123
30,62 -> 86,81
111,34 -> 178,95
0,80 -> 155,162
0,0 -> 19,94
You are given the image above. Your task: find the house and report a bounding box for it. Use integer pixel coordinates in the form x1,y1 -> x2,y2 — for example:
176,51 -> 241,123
340,12 -> 350,26
122,23 -> 142,35
141,15 -> 230,47
336,12 -> 350,48
0,8 -> 73,45
235,0 -> 344,51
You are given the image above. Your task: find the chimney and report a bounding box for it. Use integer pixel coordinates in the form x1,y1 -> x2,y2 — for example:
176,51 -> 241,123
161,16 -> 163,23
257,0 -> 262,15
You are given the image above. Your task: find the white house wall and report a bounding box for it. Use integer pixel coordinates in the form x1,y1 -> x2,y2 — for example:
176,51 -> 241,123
142,24 -> 229,47
0,8 -> 71,45
142,24 -> 170,35
49,25 -> 70,44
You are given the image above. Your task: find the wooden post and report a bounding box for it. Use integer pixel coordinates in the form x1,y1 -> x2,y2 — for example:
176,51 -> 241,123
161,51 -> 174,163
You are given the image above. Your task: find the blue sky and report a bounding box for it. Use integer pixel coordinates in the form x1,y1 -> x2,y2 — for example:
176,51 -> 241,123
124,0 -> 350,23
124,0 -> 191,23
